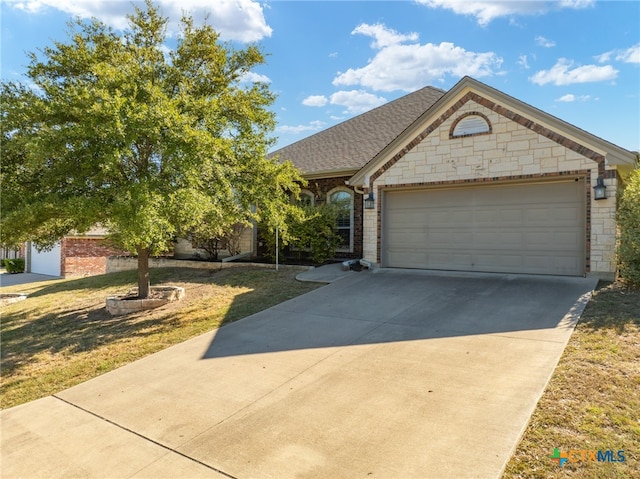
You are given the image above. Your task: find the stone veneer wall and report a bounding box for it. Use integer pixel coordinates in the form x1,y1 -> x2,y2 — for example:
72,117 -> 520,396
362,99 -> 618,277
107,257 -> 307,274
174,226 -> 255,260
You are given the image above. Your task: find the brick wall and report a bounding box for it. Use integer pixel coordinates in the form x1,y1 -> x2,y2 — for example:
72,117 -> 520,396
61,237 -> 128,277
362,98 -> 619,278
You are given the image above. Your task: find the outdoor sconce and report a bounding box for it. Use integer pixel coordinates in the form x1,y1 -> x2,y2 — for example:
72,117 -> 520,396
364,192 -> 375,209
593,177 -> 607,200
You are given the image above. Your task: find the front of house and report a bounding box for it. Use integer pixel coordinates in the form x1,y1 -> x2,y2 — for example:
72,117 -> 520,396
272,77 -> 636,279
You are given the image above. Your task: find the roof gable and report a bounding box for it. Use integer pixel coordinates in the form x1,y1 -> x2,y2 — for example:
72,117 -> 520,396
350,76 -> 636,187
271,85 -> 445,177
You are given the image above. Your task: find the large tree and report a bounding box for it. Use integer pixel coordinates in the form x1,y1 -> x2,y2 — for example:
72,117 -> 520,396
1,1 -> 301,297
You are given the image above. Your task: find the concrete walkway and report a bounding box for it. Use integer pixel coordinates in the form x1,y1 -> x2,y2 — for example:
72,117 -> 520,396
295,262 -> 358,283
1,268 -> 597,478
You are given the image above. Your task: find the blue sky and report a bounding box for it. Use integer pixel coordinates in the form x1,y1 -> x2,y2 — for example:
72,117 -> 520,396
1,1 -> 638,152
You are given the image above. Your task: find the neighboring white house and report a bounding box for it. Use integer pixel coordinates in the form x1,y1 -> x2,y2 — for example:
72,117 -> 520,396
26,227 -> 126,277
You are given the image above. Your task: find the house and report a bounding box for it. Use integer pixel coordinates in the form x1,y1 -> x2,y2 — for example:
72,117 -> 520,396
26,227 -> 126,277
271,76 -> 636,279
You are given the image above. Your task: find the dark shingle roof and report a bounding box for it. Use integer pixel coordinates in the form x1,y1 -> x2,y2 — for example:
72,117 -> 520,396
271,86 -> 446,176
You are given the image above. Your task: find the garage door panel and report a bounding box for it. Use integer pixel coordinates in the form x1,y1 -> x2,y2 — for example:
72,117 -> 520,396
383,181 -> 585,276
30,242 -> 61,276
554,206 -> 582,221
428,232 -> 473,247
430,209 -> 472,224
475,231 -> 523,248
428,252 -> 473,270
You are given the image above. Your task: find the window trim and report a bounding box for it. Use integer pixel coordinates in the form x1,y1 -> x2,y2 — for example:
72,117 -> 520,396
298,189 -> 315,207
449,112 -> 492,139
327,187 -> 354,253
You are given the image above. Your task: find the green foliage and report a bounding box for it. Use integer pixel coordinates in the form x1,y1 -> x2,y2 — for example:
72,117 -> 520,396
192,222 -> 247,260
291,204 -> 342,264
261,203 -> 342,264
617,165 -> 640,286
0,1 -> 302,296
5,258 -> 25,274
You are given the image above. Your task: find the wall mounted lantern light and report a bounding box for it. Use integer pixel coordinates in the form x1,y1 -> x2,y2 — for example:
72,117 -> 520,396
593,177 -> 607,200
364,192 -> 375,209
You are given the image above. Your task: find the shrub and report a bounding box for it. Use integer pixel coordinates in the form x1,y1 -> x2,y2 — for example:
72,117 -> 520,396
260,203 -> 342,265
289,203 -> 342,264
617,166 -> 640,286
191,223 -> 248,261
5,258 -> 25,274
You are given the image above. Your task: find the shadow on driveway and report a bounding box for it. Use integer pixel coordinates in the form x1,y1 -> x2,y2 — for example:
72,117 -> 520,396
203,270 -> 596,359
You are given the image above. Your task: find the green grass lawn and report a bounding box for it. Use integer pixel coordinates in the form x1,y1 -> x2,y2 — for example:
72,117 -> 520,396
503,283 -> 640,478
0,267 -> 322,409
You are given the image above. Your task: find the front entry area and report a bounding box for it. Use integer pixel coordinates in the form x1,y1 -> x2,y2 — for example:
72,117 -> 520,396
382,179 -> 586,276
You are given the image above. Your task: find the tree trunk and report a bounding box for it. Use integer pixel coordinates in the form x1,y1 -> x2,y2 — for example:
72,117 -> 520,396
137,247 -> 151,299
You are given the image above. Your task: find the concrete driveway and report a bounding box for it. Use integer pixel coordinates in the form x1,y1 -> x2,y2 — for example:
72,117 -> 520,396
0,271 -> 60,287
1,269 -> 596,479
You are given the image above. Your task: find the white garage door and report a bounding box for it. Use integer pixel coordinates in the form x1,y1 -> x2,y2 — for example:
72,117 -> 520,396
383,180 -> 585,276
30,242 -> 62,276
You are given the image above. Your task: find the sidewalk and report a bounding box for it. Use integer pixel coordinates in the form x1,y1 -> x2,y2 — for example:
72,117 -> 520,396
295,262 -> 366,283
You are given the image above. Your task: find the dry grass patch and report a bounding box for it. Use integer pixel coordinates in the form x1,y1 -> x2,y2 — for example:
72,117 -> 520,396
0,267 -> 322,409
503,283 -> 640,479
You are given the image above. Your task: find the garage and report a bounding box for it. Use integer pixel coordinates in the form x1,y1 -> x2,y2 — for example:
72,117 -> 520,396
29,242 -> 62,277
382,179 -> 585,276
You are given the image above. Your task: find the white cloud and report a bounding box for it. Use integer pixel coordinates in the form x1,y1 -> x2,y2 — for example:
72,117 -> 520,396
416,0 -> 594,26
8,0 -> 272,42
240,71 -> 271,83
351,23 -> 418,48
303,90 -> 387,114
555,94 -> 591,102
277,120 -> 326,135
556,93 -> 575,102
333,23 -> 502,92
530,58 -> 618,85
517,54 -> 530,69
535,35 -> 556,48
302,95 -> 329,107
596,44 -> 640,64
329,90 -> 387,114
594,51 -> 613,63
616,44 -> 640,64
558,0 -> 594,7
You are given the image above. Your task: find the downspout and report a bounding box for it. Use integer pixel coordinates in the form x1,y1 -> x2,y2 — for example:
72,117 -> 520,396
344,181 -> 374,271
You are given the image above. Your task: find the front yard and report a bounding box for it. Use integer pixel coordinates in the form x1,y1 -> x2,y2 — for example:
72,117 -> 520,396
1,268 -> 638,477
0,267 -> 322,409
503,282 -> 640,478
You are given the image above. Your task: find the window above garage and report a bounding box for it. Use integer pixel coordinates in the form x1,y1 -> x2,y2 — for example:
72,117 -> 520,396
450,112 -> 492,138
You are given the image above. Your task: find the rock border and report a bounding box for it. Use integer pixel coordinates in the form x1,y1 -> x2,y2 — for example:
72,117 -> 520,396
106,286 -> 185,316
0,293 -> 28,306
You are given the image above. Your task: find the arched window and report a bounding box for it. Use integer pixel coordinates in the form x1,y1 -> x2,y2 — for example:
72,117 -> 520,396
450,112 -> 491,138
298,190 -> 315,207
328,188 -> 353,252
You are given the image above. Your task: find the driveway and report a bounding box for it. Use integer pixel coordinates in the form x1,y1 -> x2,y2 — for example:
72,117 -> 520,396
1,269 -> 596,478
0,271 -> 60,287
